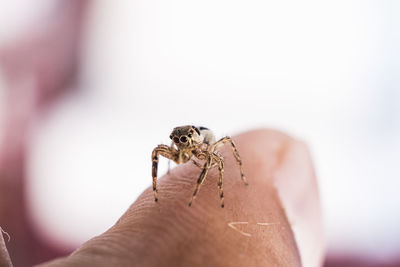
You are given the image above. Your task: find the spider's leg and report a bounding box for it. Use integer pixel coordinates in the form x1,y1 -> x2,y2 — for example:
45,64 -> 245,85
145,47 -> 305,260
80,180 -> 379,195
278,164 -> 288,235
188,154 -> 212,207
213,153 -> 225,208
152,145 -> 177,202
213,137 -> 248,185
191,159 -> 217,169
191,159 -> 203,169
191,151 -> 207,169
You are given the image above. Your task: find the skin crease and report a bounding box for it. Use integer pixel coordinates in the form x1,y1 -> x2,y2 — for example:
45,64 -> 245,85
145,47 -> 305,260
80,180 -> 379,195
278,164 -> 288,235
31,129 -> 324,267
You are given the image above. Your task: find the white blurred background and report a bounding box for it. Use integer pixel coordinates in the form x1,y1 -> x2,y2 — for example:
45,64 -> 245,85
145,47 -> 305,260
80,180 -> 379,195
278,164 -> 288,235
0,0 -> 399,262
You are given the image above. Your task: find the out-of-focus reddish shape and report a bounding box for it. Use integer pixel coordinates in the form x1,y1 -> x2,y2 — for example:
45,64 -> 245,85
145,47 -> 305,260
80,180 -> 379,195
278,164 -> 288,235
0,1 -> 90,266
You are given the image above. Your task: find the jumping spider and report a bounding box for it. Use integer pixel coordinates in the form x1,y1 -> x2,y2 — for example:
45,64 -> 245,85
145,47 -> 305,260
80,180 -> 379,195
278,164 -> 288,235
151,125 -> 248,208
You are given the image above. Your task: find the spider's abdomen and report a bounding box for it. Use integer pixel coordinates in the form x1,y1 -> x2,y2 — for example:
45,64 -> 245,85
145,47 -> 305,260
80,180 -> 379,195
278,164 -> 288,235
198,126 -> 215,145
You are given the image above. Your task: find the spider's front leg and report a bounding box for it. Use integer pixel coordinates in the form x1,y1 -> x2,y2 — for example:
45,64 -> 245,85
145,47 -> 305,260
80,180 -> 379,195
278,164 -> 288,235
152,145 -> 177,202
188,153 -> 213,207
191,153 -> 223,207
212,153 -> 225,208
212,137 -> 248,185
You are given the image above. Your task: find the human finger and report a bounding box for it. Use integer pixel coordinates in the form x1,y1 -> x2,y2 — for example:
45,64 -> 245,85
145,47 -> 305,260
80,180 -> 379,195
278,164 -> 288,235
37,129 -> 324,267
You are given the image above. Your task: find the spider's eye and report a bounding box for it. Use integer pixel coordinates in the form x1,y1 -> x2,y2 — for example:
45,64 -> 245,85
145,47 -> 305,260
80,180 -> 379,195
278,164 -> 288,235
188,133 -> 192,138
169,134 -> 173,139
173,137 -> 180,143
180,136 -> 188,143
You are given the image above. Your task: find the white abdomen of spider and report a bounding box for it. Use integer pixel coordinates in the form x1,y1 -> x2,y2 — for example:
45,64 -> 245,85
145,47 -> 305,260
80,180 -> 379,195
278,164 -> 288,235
151,125 -> 248,208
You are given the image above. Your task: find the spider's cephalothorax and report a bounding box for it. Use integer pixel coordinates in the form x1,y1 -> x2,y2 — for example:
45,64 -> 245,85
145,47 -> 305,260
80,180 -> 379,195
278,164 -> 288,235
151,125 -> 247,208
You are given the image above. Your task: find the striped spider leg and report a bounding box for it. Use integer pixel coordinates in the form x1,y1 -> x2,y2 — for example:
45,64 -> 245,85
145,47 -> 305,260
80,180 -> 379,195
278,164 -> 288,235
151,144 -> 178,202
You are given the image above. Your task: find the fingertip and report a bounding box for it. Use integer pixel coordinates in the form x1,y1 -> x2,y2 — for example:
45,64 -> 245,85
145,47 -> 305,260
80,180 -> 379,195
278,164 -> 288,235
234,129 -> 325,266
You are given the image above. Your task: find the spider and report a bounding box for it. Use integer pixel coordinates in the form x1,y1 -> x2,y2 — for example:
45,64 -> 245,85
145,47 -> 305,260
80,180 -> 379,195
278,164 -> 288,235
151,125 -> 248,208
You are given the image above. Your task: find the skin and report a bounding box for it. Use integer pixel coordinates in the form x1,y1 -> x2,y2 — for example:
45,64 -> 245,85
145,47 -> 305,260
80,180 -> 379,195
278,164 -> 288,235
3,129 -> 323,267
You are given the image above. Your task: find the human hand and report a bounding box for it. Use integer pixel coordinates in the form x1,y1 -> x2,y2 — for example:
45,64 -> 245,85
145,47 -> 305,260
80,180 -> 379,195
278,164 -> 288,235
31,129 -> 324,267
